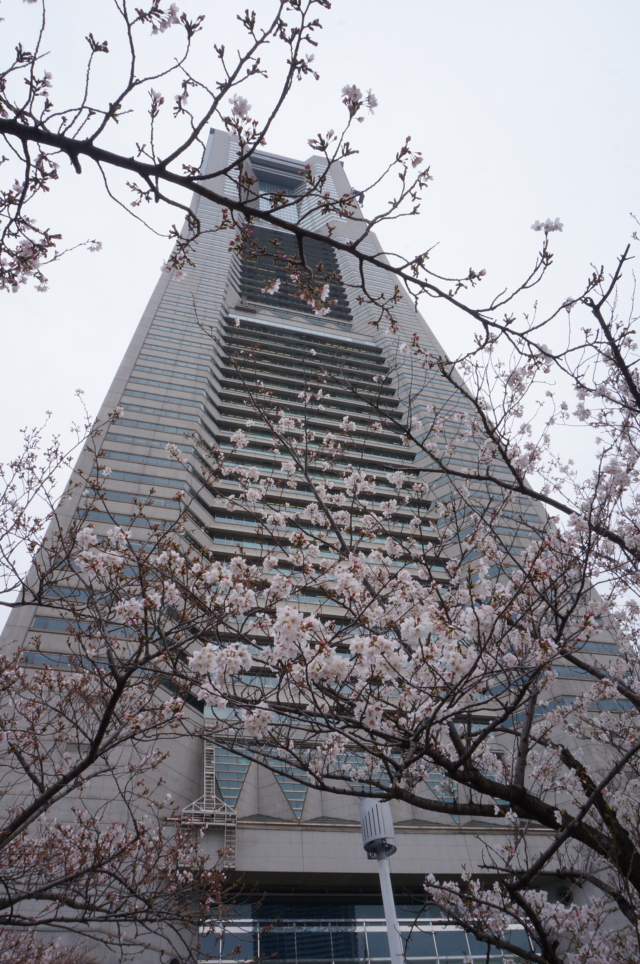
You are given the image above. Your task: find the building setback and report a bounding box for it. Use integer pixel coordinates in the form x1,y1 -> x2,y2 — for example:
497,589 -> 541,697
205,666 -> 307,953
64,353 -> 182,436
1,130 -> 568,963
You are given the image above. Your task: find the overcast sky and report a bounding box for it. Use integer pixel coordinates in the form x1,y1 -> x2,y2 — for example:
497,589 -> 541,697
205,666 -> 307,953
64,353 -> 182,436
1,0 -> 640,465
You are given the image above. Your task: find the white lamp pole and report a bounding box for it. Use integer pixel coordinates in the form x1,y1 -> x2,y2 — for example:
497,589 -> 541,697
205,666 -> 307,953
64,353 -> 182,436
359,798 -> 404,964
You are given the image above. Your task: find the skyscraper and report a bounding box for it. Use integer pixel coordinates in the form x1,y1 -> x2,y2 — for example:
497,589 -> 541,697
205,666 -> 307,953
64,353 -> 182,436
1,130 -> 561,963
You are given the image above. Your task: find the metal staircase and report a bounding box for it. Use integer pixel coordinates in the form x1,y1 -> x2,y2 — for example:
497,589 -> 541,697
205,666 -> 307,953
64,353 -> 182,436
182,740 -> 238,869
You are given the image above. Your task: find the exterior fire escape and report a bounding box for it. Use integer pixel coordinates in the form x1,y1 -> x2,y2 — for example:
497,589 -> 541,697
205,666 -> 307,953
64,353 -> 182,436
182,740 -> 237,869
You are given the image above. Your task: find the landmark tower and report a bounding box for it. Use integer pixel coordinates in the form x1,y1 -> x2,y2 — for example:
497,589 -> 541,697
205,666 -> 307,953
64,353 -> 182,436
1,130 -> 557,964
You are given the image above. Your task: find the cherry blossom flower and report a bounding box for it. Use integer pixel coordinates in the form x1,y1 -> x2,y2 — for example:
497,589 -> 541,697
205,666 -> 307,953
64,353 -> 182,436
340,416 -> 356,433
114,598 -> 145,622
229,94 -> 251,118
531,217 -> 564,232
230,428 -> 249,448
151,3 -> 180,34
341,84 -> 363,115
261,278 -> 281,294
149,89 -> 165,111
242,704 -> 274,740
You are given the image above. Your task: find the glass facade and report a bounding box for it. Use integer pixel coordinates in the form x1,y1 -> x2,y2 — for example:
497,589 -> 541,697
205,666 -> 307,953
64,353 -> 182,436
200,903 -> 531,964
238,225 -> 353,323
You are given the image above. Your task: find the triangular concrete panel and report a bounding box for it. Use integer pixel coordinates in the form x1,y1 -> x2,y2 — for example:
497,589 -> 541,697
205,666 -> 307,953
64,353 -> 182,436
274,769 -> 307,819
214,747 -> 251,806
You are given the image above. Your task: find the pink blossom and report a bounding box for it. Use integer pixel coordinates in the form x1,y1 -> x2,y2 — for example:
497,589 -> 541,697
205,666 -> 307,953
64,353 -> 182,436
261,278 -> 281,295
76,526 -> 98,550
230,428 -> 249,448
531,217 -> 563,233
114,598 -> 145,623
229,94 -> 251,118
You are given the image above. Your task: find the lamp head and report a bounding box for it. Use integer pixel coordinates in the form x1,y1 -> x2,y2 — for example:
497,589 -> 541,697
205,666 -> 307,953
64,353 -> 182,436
359,798 -> 397,860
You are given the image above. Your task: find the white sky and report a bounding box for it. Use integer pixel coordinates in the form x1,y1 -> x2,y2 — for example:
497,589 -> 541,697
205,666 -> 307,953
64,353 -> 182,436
1,0 -> 640,465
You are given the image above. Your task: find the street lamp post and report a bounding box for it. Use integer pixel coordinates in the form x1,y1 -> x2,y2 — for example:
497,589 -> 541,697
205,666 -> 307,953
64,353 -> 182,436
359,799 -> 404,964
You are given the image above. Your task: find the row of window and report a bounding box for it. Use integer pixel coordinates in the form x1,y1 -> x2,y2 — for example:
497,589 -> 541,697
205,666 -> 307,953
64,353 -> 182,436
224,342 -> 385,377
200,918 -> 531,964
225,325 -> 383,356
121,402 -> 203,424
144,339 -> 215,363
220,372 -> 397,406
139,351 -> 212,373
226,321 -> 382,360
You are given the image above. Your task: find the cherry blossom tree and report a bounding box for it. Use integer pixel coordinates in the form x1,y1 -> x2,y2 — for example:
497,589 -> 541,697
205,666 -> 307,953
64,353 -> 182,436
5,334 -> 635,960
4,273 -> 640,962
0,411 -> 238,961
174,321 -> 640,964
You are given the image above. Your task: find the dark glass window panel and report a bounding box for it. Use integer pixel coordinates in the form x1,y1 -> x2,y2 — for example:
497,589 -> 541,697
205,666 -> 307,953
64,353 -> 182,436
199,931 -> 255,961
397,906 -> 440,920
343,931 -> 367,961
466,929 -> 526,960
434,930 -> 469,957
227,905 -> 254,919
260,929 -> 297,962
467,933 -> 492,956
221,932 -> 256,960
506,929 -> 531,950
354,905 -> 385,920
200,933 -> 219,958
366,930 -> 390,960
295,926 -> 333,960
404,930 -> 436,958
329,926 -> 364,961
256,903 -> 356,922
